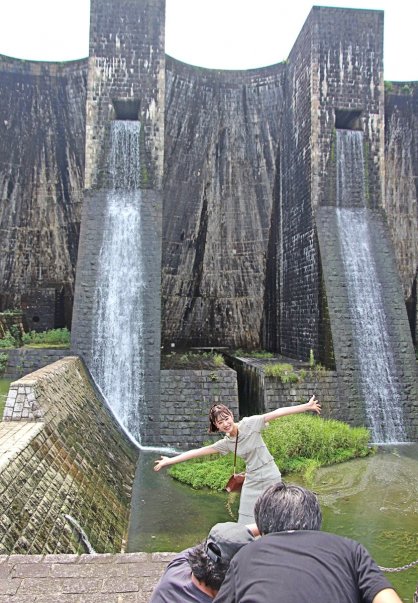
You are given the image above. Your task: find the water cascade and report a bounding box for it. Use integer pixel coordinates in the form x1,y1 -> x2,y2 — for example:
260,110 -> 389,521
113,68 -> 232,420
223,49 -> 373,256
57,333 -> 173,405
91,121 -> 145,443
335,130 -> 406,443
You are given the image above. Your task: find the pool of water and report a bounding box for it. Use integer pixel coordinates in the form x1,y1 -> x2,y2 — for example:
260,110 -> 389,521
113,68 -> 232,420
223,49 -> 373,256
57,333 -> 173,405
128,445 -> 418,602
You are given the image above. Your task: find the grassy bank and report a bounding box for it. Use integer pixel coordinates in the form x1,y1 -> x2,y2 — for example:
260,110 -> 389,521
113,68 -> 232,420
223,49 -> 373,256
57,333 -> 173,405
169,414 -> 373,489
0,379 -> 12,418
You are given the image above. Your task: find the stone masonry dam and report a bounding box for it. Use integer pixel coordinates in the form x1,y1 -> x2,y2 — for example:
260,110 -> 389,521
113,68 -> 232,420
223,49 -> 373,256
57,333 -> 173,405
0,0 -> 418,574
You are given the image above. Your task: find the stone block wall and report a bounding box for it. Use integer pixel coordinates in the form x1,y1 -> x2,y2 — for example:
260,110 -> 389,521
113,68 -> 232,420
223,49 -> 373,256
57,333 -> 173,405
278,9 -> 320,362
85,0 -> 165,190
160,368 -> 239,448
0,357 -> 137,554
313,7 -> 385,210
226,355 -> 339,422
263,373 -> 340,418
2,348 -> 71,380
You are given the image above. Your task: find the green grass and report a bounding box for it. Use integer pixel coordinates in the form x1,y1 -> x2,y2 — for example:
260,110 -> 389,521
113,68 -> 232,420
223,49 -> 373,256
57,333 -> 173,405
263,362 -> 306,383
233,349 -> 274,359
168,414 -> 372,489
0,379 -> 12,419
22,328 -> 70,347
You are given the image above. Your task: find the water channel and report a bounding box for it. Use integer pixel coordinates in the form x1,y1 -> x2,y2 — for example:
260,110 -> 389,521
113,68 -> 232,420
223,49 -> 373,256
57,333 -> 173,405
128,445 -> 418,601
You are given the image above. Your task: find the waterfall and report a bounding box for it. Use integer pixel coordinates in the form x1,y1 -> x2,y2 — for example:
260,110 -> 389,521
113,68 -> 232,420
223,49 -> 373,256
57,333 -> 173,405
91,121 -> 145,443
336,130 -> 406,443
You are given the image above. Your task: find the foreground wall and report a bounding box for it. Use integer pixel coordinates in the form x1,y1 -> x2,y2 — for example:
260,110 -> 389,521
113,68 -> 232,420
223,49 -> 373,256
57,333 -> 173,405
0,357 -> 137,554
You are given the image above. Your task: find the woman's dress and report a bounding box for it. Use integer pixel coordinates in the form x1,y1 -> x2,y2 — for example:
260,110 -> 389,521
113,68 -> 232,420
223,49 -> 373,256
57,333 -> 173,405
212,414 -> 281,523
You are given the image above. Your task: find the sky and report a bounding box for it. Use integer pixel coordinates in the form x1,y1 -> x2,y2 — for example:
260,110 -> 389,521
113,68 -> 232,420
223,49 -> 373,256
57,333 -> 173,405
0,0 -> 416,81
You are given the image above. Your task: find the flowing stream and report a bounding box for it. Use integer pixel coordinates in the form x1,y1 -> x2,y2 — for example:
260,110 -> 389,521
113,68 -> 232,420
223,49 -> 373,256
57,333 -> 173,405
128,447 -> 418,601
336,130 -> 406,443
90,121 -> 145,443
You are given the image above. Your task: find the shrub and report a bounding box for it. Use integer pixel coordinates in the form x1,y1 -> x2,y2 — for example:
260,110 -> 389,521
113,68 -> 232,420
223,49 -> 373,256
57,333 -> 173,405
264,362 -> 302,383
213,353 -> 224,367
22,328 -> 71,347
0,331 -> 18,348
0,353 -> 8,375
233,349 -> 274,359
168,414 -> 372,490
161,350 -> 225,370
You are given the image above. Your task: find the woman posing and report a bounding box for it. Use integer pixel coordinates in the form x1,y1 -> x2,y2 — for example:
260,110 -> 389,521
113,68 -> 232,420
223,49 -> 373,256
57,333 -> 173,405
154,395 -> 321,524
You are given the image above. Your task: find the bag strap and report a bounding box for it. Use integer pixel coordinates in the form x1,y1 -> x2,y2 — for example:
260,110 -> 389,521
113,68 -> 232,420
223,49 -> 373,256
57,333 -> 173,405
233,429 -> 239,474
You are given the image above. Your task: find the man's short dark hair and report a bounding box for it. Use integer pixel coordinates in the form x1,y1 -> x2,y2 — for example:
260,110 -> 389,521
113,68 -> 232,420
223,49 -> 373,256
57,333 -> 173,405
254,482 -> 322,535
188,543 -> 230,590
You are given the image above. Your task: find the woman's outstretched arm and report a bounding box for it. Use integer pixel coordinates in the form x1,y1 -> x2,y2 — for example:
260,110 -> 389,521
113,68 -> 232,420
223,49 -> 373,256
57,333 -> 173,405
154,445 -> 219,471
261,394 -> 321,424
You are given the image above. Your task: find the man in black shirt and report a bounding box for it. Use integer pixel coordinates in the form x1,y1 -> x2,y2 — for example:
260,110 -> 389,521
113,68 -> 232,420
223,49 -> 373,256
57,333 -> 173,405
214,483 -> 402,603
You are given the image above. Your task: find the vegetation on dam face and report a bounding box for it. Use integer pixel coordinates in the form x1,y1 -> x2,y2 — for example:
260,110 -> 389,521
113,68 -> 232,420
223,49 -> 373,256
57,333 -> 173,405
169,414 -> 372,489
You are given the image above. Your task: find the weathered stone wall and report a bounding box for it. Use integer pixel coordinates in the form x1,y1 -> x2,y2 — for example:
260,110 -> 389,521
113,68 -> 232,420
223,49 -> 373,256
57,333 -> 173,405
384,84 -> 418,345
313,7 -> 385,210
0,357 -> 137,554
0,56 -> 87,331
277,7 -> 385,363
84,0 -> 165,190
1,348 -> 71,380
162,58 -> 284,349
277,9 -> 319,362
226,355 -> 339,421
160,368 -> 239,448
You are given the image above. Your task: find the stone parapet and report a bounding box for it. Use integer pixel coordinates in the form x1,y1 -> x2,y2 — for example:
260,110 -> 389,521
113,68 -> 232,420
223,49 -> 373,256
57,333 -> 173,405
2,348 -> 71,381
0,357 -> 137,555
160,368 -> 239,449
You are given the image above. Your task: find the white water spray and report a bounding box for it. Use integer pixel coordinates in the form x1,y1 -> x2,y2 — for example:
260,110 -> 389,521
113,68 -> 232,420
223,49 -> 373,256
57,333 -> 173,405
336,130 -> 406,443
91,121 -> 145,442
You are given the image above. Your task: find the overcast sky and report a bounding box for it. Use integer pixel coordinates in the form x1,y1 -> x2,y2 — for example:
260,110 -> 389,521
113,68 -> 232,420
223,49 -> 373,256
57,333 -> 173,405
0,0 -> 416,81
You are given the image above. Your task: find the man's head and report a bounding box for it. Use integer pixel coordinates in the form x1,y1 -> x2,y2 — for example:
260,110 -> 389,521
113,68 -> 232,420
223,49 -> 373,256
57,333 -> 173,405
254,482 -> 322,535
189,522 -> 254,591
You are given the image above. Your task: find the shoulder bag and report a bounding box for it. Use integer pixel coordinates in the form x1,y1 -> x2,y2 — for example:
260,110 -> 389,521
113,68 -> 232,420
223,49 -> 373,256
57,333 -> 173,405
225,429 -> 246,493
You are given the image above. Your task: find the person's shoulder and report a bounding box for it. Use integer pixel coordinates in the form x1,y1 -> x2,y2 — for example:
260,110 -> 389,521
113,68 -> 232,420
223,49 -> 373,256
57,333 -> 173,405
165,548 -> 192,569
311,530 -> 361,551
240,414 -> 265,431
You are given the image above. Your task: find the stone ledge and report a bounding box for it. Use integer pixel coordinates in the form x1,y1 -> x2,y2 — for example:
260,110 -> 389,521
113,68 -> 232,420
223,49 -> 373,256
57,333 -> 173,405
0,553 -> 175,602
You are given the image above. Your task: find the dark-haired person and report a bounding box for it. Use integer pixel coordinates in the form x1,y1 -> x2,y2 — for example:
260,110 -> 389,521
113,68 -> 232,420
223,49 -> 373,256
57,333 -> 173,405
213,483 -> 402,603
150,522 -> 257,602
154,396 -> 320,523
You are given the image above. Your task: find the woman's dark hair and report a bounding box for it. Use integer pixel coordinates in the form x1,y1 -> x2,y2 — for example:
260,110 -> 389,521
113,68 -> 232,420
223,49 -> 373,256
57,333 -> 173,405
188,543 -> 230,590
254,482 -> 322,535
208,403 -> 233,433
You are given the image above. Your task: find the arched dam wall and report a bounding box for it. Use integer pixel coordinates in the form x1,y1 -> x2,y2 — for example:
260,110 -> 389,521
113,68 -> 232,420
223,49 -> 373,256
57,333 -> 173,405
0,56 -> 86,332
0,357 -> 137,554
384,84 -> 418,346
0,3 -> 417,439
162,58 -> 284,349
0,7 -> 416,358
